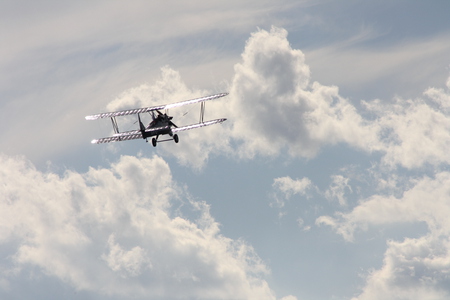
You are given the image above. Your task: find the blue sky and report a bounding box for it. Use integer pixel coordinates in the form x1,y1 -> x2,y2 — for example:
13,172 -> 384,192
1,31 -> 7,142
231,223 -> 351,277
1,1 -> 450,299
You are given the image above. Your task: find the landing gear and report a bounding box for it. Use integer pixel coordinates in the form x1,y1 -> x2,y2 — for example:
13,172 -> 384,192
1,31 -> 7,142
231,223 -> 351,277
150,134 -> 178,147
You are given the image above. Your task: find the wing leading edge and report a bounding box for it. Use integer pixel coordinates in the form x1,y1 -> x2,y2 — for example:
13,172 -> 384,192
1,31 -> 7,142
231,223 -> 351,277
85,93 -> 228,121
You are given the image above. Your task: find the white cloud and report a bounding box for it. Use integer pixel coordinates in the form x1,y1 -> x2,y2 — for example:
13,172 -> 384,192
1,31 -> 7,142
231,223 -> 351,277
318,172 -> 450,240
352,234 -> 450,300
424,78 -> 450,109
273,176 -> 313,199
271,176 -> 313,210
228,26 -> 379,159
325,175 -> 352,206
297,218 -> 311,232
0,153 -> 276,299
363,83 -> 450,168
318,172 -> 450,298
102,234 -> 151,278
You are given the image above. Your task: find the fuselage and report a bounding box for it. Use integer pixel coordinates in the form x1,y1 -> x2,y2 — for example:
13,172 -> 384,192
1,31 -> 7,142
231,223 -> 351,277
143,114 -> 173,138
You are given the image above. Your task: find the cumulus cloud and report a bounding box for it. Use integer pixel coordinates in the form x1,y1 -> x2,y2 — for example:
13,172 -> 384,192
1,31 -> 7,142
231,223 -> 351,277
225,23 -> 450,169
318,172 -> 450,240
0,153 -> 276,299
363,83 -> 450,168
228,26 -> 379,159
318,172 -> 450,298
227,28 -> 450,169
312,76 -> 450,298
228,26 -> 450,169
353,234 -> 450,300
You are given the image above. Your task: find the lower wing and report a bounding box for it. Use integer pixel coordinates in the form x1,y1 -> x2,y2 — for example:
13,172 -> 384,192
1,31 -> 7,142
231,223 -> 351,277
90,127 -> 168,144
91,119 -> 226,144
91,130 -> 142,144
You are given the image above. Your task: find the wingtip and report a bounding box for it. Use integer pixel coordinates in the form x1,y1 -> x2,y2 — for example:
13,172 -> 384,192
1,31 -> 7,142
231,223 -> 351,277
91,139 -> 98,144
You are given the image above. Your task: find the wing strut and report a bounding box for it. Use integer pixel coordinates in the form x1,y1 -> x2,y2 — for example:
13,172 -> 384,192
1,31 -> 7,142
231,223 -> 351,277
199,102 -> 205,123
111,117 -> 120,134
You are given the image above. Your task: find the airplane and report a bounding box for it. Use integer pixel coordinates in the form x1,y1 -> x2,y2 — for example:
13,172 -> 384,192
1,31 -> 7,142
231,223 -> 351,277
85,93 -> 228,147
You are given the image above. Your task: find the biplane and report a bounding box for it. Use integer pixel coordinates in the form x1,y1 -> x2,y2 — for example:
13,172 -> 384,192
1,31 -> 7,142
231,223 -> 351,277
85,93 -> 228,147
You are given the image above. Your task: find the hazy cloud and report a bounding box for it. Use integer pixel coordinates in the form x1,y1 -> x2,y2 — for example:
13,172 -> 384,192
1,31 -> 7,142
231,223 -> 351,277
273,176 -> 313,199
271,176 -> 314,212
325,175 -> 352,206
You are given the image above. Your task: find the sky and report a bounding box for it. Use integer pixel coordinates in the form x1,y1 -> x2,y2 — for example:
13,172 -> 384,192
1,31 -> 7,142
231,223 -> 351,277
1,1 -> 450,299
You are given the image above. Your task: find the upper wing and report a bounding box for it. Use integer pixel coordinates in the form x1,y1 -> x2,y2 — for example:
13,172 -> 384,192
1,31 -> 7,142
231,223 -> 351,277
164,93 -> 228,110
172,118 -> 227,133
86,93 -> 228,121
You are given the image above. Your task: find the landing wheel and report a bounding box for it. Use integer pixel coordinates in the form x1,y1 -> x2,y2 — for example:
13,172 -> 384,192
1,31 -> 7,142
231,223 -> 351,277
173,134 -> 179,143
152,138 -> 157,147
